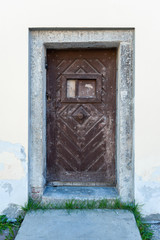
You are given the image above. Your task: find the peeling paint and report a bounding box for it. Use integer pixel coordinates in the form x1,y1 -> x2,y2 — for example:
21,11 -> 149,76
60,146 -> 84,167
2,204 -> 23,219
135,157 -> 160,216
0,140 -> 26,161
135,174 -> 160,218
151,166 -> 160,182
0,140 -> 27,216
0,140 -> 27,180
0,178 -> 28,216
2,183 -> 13,195
0,152 -> 25,179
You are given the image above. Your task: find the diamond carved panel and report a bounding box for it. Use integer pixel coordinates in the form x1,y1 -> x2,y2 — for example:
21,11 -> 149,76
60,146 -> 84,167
72,106 -> 90,124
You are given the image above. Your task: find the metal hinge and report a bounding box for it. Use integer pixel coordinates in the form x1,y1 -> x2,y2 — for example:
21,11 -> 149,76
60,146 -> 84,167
45,56 -> 48,70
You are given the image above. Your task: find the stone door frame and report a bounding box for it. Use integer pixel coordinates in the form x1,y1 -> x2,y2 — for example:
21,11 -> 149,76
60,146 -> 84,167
29,28 -> 135,202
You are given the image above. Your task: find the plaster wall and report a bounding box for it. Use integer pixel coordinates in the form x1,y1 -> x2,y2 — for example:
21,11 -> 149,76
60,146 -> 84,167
0,0 -> 160,218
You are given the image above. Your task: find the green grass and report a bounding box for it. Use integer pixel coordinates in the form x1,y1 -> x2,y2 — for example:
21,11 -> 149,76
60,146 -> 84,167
21,198 -> 153,240
0,215 -> 23,240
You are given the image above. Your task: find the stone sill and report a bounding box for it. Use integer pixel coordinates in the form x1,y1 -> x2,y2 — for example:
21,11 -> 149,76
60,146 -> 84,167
42,186 -> 119,204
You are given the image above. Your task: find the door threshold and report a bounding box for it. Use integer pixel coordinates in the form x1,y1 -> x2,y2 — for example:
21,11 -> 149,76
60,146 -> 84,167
48,181 -> 113,187
42,186 -> 119,204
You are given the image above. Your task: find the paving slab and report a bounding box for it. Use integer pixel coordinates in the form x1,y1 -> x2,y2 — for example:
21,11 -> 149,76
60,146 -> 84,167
15,209 -> 142,240
150,223 -> 160,240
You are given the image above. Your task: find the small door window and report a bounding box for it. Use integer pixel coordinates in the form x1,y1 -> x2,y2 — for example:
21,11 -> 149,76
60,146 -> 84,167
67,80 -> 76,98
78,80 -> 96,98
61,74 -> 101,103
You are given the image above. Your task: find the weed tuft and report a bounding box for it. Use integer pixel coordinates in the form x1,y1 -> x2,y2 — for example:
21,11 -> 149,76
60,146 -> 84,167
0,214 -> 23,240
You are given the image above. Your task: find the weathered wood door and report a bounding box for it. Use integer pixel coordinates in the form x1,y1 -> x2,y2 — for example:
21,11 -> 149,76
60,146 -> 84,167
46,49 -> 117,186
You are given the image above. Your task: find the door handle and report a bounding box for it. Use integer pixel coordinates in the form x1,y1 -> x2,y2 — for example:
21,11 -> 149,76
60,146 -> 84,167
77,113 -> 84,120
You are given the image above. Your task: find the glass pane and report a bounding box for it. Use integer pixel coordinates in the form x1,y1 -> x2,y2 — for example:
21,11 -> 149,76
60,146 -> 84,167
67,80 -> 76,98
78,80 -> 96,98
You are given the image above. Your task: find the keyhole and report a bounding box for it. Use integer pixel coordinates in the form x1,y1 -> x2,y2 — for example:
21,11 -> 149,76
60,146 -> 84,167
46,92 -> 51,101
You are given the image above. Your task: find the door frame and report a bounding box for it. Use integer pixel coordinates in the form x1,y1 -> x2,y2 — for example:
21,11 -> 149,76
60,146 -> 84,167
29,28 -> 135,202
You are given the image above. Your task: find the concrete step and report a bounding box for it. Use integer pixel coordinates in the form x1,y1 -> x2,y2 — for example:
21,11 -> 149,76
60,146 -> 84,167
15,209 -> 142,240
42,186 -> 119,204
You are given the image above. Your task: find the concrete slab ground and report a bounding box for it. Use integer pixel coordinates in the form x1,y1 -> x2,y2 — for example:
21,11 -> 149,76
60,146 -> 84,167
15,209 -> 142,240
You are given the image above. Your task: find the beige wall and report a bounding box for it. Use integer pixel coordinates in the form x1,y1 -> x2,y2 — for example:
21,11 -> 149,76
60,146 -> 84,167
0,0 -> 160,217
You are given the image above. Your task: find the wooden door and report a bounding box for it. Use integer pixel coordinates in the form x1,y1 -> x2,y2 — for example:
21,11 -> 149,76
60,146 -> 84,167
46,49 -> 117,186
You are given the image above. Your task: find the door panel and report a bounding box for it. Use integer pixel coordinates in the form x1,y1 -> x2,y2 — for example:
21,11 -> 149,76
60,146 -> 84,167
46,49 -> 117,186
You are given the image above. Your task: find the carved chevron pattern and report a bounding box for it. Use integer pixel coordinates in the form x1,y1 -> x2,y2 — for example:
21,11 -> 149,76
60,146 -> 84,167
58,104 -> 105,171
56,58 -> 106,172
47,49 -> 116,184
